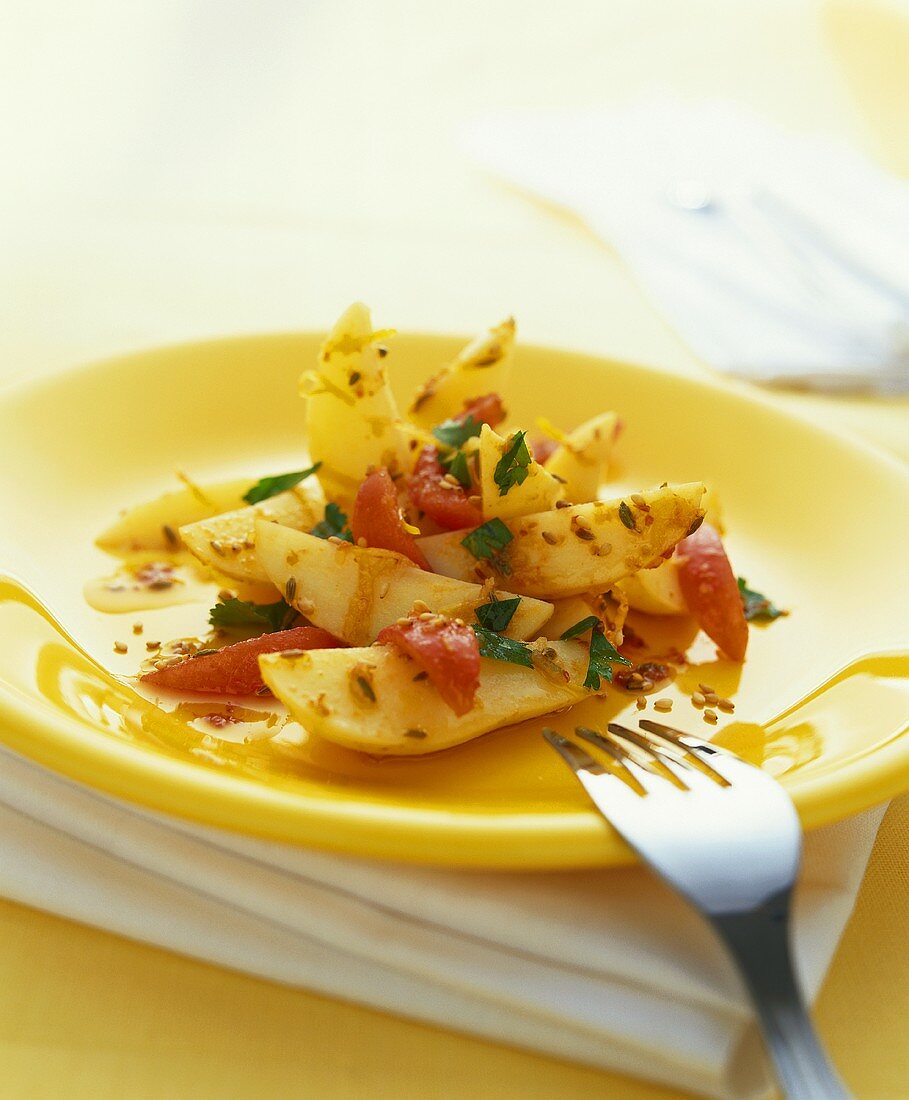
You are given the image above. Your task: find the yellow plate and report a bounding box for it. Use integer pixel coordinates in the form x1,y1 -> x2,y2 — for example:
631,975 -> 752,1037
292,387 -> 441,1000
0,333 -> 907,868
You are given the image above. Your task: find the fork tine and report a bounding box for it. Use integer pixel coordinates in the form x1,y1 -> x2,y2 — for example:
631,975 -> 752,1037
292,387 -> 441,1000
541,727 -> 604,774
604,722 -> 690,788
638,719 -> 731,786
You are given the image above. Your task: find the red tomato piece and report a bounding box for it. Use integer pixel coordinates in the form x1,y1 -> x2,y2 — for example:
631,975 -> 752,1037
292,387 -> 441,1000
351,468 -> 431,569
458,392 -> 506,428
141,626 -> 343,695
377,615 -> 481,716
676,522 -> 748,662
529,436 -> 558,465
407,445 -> 483,530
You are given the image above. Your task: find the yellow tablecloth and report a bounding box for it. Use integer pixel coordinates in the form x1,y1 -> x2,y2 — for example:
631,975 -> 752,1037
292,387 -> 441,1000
1,1 -> 907,1096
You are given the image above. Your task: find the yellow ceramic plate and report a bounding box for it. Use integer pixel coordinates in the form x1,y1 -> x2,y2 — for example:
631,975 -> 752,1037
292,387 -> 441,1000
0,333 -> 907,868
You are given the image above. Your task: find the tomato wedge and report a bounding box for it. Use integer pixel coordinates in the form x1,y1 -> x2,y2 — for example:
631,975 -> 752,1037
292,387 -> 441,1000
377,615 -> 480,716
676,522 -> 748,662
458,392 -> 506,429
351,467 -> 430,569
530,436 -> 558,465
407,445 -> 482,530
141,626 -> 343,695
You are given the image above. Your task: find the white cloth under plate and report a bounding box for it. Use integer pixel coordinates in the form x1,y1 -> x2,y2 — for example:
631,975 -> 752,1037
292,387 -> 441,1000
463,99 -> 909,394
0,742 -> 883,1099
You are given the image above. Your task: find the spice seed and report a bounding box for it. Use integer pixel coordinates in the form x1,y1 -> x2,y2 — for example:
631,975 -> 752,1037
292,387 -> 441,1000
635,696 -> 647,711
703,709 -> 718,724
113,641 -> 128,654
698,682 -> 715,694
691,691 -> 706,707
132,623 -> 143,635
653,698 -> 673,712
717,698 -> 735,713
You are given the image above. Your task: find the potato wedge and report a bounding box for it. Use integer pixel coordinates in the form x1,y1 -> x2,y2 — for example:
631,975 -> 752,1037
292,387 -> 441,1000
97,477 -> 253,552
615,560 -> 687,616
254,520 -> 553,645
260,638 -> 597,755
417,483 -> 706,599
478,424 -> 564,521
408,318 -> 516,428
180,485 -> 323,584
302,302 -> 407,503
539,592 -> 627,644
544,412 -> 621,503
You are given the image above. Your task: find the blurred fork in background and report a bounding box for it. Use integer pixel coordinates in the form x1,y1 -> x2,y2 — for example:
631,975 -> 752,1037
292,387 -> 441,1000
544,720 -> 850,1099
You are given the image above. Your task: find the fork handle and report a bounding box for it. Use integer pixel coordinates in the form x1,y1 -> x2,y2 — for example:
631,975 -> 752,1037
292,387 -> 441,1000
711,898 -> 851,1100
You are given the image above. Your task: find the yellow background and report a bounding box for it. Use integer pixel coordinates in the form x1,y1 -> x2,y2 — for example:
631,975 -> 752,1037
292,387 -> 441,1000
1,1 -> 908,1095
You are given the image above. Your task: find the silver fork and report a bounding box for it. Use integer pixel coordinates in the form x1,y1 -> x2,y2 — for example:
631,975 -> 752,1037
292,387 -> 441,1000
544,720 -> 850,1100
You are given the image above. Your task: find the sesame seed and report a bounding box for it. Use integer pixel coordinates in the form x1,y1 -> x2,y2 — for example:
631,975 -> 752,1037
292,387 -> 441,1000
703,709 -> 718,724
653,698 -> 673,712
691,691 -> 706,708
145,640 -> 161,651
113,641 -> 128,654
396,617 -> 410,626
630,493 -> 646,506
555,499 -> 572,509
468,495 -> 482,507
327,536 -> 347,546
717,698 -> 735,713
640,679 -> 654,691
703,692 -> 718,706
412,600 -> 431,614
698,682 -> 715,694
132,623 -> 143,635
635,696 -> 647,710
542,531 -> 558,545
297,597 -> 315,615
357,536 -> 368,547
418,612 -> 435,622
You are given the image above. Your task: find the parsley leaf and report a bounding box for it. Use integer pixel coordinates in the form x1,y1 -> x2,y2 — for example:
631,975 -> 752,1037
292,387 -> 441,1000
208,597 -> 296,633
738,578 -> 787,622
461,518 -> 513,565
584,630 -> 632,690
560,615 -> 600,640
311,502 -> 353,542
560,616 -> 631,689
493,431 -> 532,496
441,449 -> 472,489
432,414 -> 482,450
472,625 -> 533,668
243,462 -> 322,505
475,596 -> 521,632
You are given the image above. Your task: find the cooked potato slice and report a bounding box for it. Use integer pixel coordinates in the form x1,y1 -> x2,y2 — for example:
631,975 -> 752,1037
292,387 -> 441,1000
615,560 -> 687,616
614,487 -> 723,615
97,478 -> 252,552
417,483 -> 705,599
302,302 -> 407,503
539,592 -> 627,644
408,318 -> 516,428
478,424 -> 564,521
544,412 -> 621,503
180,485 -> 323,584
254,520 -> 553,645
260,638 -> 596,755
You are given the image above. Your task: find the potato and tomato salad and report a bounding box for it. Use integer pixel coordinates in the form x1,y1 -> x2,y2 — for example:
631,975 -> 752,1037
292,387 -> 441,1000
98,304 -> 784,755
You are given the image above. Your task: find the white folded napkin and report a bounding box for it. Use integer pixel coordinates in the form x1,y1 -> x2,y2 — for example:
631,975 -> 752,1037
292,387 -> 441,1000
0,742 -> 883,1099
463,99 -> 909,394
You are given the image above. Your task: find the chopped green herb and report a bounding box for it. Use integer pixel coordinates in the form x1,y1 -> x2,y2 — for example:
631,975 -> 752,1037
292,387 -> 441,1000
559,615 -> 600,640
738,578 -> 788,622
493,431 -> 532,496
619,501 -> 636,531
461,518 -> 513,564
441,449 -> 472,489
208,597 -> 296,633
472,625 -> 533,668
583,629 -> 632,690
475,596 -> 521,632
311,502 -> 353,542
243,462 -> 322,505
432,414 -> 482,450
